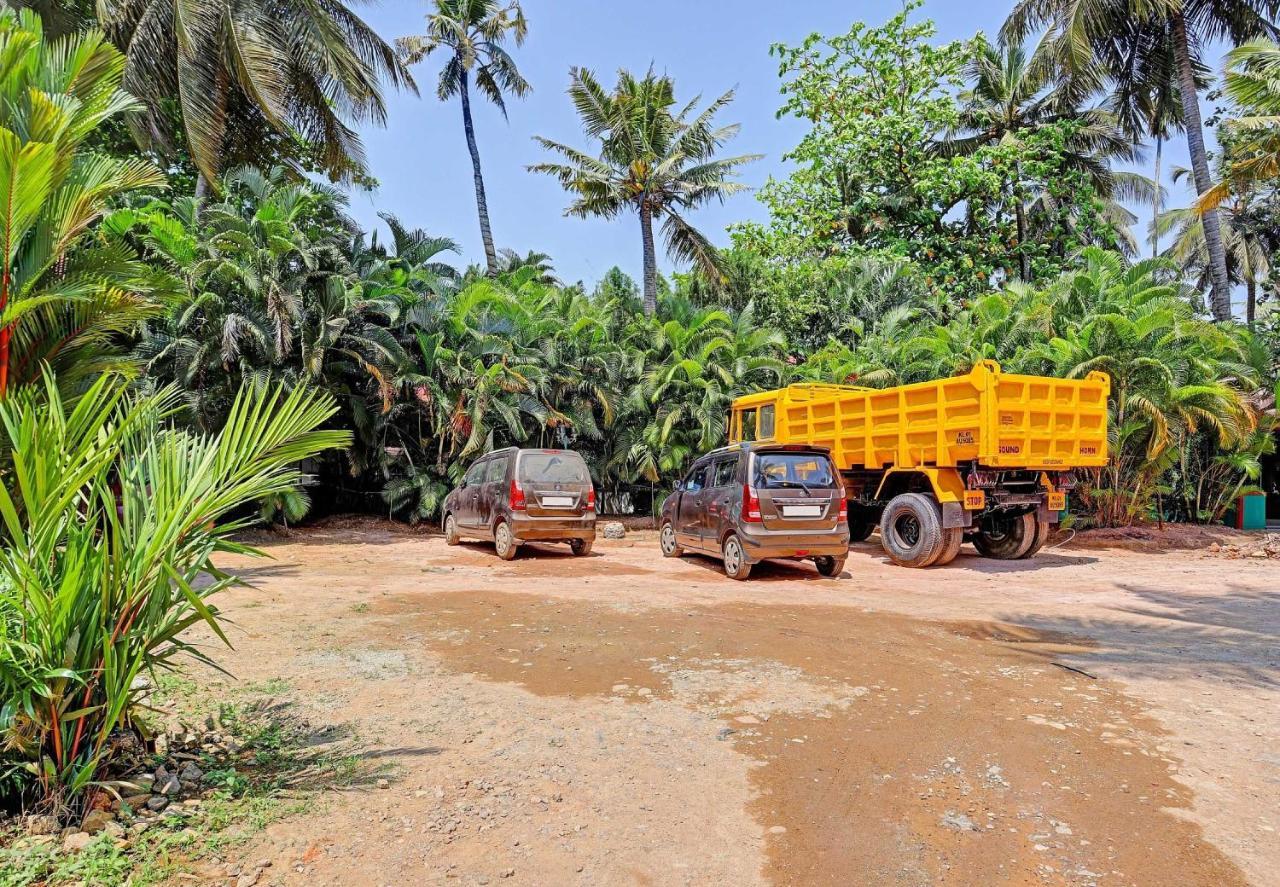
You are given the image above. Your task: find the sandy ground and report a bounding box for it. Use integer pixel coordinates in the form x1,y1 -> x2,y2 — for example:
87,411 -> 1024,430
189,520 -> 1279,886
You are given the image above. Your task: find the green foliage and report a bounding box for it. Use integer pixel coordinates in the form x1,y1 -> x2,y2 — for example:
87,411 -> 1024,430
0,375 -> 349,807
531,67 -> 760,313
0,9 -> 168,398
736,3 -> 1123,304
65,0 -> 415,185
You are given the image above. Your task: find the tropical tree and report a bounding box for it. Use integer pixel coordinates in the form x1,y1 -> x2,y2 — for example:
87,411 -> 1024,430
1199,39 -> 1280,209
0,9 -> 167,399
530,67 -> 760,315
397,0 -> 529,274
937,40 -> 1143,278
1003,0 -> 1280,322
0,375 -> 350,811
62,0 -> 417,190
1158,166 -> 1275,321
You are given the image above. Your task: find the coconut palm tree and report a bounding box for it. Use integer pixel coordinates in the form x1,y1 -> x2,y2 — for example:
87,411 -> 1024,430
1003,0 -> 1280,321
1198,39 -> 1280,210
81,0 -> 414,189
0,9 -> 167,398
396,0 -> 530,274
530,68 -> 761,315
1158,167 -> 1275,321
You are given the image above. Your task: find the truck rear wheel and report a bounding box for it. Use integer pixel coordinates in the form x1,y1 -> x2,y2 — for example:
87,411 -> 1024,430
1017,515 -> 1051,559
973,512 -> 1035,559
879,493 -> 946,568
932,527 -> 963,566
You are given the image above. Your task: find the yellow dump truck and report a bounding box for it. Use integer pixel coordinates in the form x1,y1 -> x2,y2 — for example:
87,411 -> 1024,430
728,360 -> 1110,567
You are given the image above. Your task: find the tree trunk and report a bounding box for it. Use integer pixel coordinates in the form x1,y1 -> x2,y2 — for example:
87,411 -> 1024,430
1014,200 -> 1030,282
459,68 -> 499,275
0,266 -> 9,398
1172,11 -> 1232,321
1151,136 -> 1162,260
640,203 -> 658,316
1247,277 -> 1256,324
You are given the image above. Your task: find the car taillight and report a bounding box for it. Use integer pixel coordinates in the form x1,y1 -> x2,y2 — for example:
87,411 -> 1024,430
742,484 -> 762,522
510,478 -> 527,511
837,493 -> 848,521
586,487 -> 596,511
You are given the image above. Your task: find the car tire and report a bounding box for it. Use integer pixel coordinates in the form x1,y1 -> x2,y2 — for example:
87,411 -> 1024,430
570,538 -> 593,557
443,513 -> 461,546
848,508 -> 877,543
721,534 -> 753,580
932,527 -> 963,566
814,555 -> 846,578
1017,514 -> 1051,559
972,512 -> 1035,559
659,521 -> 684,558
879,493 -> 946,568
494,521 -> 519,561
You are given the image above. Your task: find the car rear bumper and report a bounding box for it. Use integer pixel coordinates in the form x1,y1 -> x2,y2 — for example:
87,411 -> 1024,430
510,514 -> 596,542
737,525 -> 849,562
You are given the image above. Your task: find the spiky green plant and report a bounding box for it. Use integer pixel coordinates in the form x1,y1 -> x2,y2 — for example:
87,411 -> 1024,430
0,375 -> 349,811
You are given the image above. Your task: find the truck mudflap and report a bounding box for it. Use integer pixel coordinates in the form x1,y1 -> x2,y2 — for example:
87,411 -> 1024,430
941,501 -> 973,530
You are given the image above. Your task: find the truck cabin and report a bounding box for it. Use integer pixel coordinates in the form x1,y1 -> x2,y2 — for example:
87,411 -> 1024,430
729,395 -> 778,444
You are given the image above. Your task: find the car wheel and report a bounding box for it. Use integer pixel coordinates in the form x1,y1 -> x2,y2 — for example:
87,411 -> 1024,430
443,513 -> 461,546
721,534 -> 753,580
494,521 -> 519,561
814,555 -> 846,578
879,493 -> 946,568
569,538 -> 593,557
659,521 -> 684,558
972,512 -> 1035,559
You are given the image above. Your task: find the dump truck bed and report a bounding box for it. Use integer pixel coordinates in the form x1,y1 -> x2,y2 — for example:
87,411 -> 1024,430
732,360 -> 1110,471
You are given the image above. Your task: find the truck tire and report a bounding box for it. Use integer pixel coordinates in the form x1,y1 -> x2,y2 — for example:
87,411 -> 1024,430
932,527 -> 963,566
722,534 -> 753,580
1017,515 -> 1051,559
973,512 -> 1035,559
848,507 -> 877,543
879,493 -> 946,568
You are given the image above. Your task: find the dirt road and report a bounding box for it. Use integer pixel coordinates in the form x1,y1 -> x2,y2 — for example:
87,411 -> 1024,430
195,521 -> 1278,886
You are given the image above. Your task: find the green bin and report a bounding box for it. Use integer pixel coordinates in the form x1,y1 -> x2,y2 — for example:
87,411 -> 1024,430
1234,491 -> 1267,530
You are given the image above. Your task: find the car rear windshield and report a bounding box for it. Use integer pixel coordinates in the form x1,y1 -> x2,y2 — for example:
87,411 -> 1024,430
752,452 -> 836,489
518,452 -> 589,484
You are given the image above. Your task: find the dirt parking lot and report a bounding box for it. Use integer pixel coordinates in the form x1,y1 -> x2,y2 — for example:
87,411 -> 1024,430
195,520 -> 1278,886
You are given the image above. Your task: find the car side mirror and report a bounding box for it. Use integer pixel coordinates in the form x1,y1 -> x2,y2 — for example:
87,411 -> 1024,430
674,481 -> 684,492
459,478 -> 469,490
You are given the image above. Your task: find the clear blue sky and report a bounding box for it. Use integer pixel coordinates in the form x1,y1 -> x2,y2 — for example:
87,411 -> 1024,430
347,0 -> 1205,289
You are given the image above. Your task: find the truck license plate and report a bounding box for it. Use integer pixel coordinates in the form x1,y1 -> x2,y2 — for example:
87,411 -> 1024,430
782,505 -> 822,518
542,496 -> 573,507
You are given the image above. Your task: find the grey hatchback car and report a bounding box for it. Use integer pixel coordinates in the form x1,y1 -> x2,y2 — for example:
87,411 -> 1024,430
659,444 -> 849,580
442,447 -> 596,560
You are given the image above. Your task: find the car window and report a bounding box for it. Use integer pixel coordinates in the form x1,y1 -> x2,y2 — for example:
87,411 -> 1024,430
518,451 -> 589,484
485,457 -> 508,484
464,460 -> 486,486
684,464 -> 709,493
712,458 -> 738,488
752,452 -> 836,489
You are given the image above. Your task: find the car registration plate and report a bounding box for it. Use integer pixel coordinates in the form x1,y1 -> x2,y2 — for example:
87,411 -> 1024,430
541,496 -> 574,507
782,505 -> 822,518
